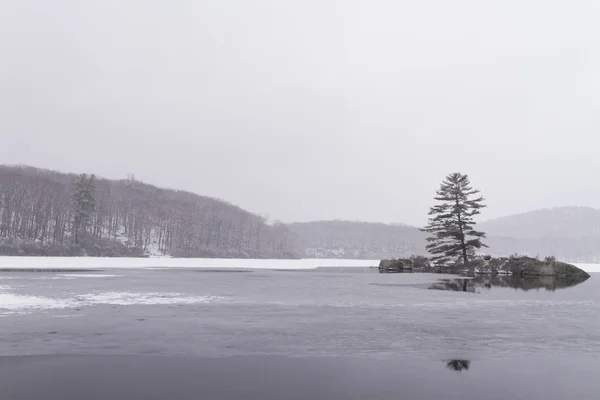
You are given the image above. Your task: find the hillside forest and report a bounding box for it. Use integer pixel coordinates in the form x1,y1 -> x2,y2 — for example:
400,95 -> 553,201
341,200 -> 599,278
0,166 -> 295,258
0,165 -> 599,262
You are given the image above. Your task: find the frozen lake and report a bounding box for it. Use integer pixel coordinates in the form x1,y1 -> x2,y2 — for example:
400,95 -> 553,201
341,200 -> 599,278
1,258 -> 599,398
2,265 -> 599,357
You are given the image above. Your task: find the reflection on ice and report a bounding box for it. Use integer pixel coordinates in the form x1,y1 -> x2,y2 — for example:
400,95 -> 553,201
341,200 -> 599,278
445,359 -> 471,372
429,274 -> 590,293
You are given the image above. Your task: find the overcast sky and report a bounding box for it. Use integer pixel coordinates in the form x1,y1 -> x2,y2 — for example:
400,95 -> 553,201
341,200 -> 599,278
1,1 -> 599,226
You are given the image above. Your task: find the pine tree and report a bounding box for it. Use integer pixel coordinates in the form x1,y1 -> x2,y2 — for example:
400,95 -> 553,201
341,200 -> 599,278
72,173 -> 96,244
422,173 -> 486,267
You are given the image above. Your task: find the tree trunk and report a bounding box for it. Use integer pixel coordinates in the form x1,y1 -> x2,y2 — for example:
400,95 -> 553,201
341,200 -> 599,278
455,195 -> 468,267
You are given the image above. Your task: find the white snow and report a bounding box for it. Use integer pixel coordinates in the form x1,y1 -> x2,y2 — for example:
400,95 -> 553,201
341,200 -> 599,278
33,276 -> 77,280
0,256 -> 380,270
0,256 -> 597,272
77,291 -> 223,305
0,285 -> 223,316
144,234 -> 168,258
0,292 -> 75,316
59,274 -> 121,278
574,263 -> 600,273
1,275 -> 76,280
101,224 -> 169,258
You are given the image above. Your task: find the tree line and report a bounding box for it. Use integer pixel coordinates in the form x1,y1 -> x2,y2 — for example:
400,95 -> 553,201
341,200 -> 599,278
288,220 -> 427,259
0,166 -> 297,258
0,165 -> 579,263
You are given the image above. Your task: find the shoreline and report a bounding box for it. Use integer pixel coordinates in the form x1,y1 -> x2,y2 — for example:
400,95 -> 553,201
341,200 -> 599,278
0,256 -> 598,272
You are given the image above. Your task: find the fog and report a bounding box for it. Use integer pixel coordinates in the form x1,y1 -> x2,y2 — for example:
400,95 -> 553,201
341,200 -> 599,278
1,0 -> 599,226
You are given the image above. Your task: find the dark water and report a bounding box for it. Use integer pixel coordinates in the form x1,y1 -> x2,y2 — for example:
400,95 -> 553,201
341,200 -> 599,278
1,267 -> 599,399
2,354 -> 599,400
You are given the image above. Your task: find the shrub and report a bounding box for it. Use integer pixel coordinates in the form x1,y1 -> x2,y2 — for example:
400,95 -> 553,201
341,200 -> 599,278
409,255 -> 430,268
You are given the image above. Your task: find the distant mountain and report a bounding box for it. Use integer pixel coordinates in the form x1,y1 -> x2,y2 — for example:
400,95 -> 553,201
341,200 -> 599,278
479,207 -> 600,239
0,165 -> 297,258
480,207 -> 600,262
289,208 -> 600,262
287,220 -> 426,259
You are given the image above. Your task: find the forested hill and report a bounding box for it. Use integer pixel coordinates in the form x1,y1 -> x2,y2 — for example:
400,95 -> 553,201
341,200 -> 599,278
0,165 -> 297,258
478,207 -> 600,262
288,209 -> 600,262
287,220 -> 427,259
3,165 -> 600,262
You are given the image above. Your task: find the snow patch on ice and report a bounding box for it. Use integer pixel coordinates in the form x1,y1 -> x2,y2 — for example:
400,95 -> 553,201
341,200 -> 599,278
1,282 -> 221,316
77,291 -> 222,305
60,274 -> 121,278
0,293 -> 75,316
32,276 -> 77,280
1,290 -> 222,316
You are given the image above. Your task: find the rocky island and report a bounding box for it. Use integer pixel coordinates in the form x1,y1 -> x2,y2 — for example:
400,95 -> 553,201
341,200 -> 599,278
379,255 -> 590,279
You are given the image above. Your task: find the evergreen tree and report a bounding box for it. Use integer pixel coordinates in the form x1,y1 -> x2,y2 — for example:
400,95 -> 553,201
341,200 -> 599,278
72,173 -> 96,244
422,173 -> 486,266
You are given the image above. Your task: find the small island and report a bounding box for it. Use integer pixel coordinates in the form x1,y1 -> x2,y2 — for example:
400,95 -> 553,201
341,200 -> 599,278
379,255 -> 590,279
379,255 -> 591,292
378,172 -> 591,287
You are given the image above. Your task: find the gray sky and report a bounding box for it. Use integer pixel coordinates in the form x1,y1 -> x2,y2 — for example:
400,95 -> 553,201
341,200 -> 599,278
1,0 -> 599,226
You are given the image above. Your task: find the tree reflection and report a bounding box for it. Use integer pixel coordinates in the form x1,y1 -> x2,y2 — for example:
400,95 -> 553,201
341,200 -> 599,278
429,279 -> 475,292
429,274 -> 589,292
471,274 -> 589,291
445,359 -> 471,372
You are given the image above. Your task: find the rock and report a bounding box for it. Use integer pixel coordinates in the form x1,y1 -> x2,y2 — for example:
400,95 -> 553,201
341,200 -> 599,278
378,258 -> 413,273
472,256 -> 590,278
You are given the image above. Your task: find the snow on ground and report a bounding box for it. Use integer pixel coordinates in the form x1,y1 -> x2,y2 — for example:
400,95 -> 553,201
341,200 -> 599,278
144,232 -> 167,258
574,263 -> 600,273
97,225 -> 168,258
0,257 -> 380,270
